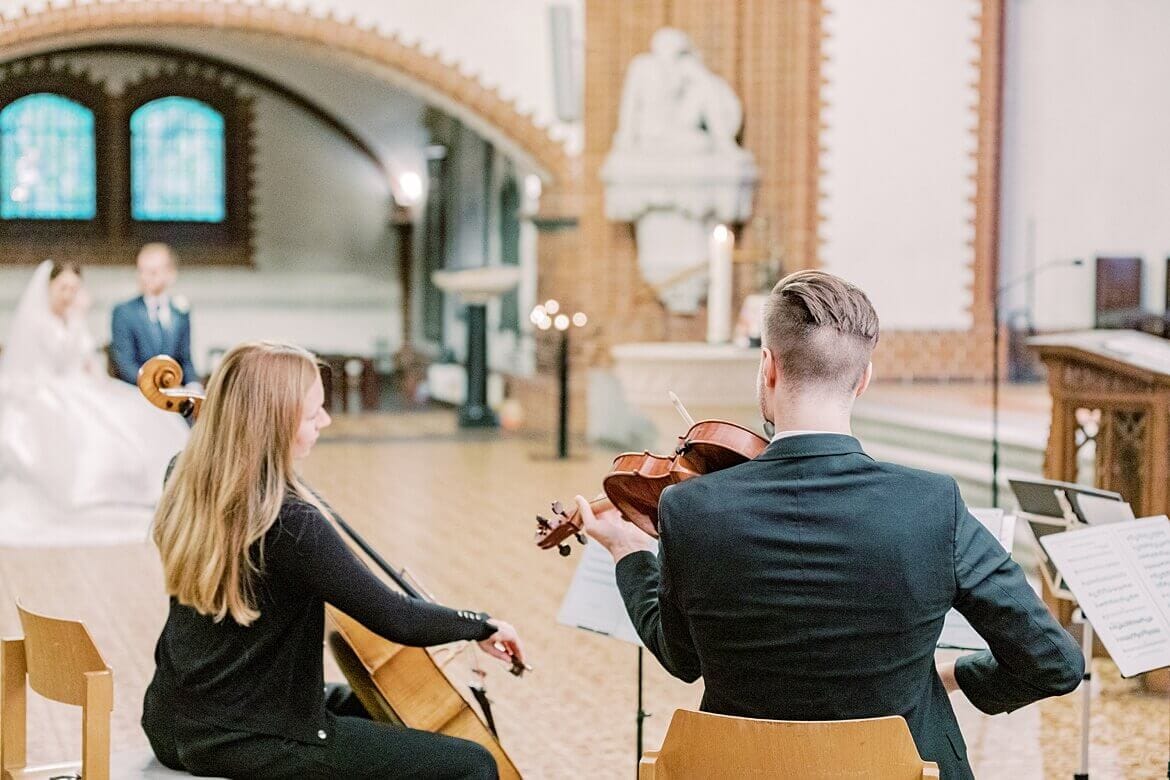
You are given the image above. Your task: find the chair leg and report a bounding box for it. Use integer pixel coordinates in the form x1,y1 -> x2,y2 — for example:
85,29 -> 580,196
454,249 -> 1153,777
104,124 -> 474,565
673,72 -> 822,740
638,753 -> 659,780
0,638 -> 27,774
81,670 -> 113,780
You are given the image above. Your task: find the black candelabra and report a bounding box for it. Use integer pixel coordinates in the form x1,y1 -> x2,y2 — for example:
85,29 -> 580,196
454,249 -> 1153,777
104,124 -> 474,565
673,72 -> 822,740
531,301 -> 587,459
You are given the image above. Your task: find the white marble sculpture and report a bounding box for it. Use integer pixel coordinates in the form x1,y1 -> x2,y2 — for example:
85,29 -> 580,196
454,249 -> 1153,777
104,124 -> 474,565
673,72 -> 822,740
601,28 -> 758,313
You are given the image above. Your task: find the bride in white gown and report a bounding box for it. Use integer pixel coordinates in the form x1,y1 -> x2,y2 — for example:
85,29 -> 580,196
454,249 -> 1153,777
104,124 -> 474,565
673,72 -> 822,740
0,260 -> 189,546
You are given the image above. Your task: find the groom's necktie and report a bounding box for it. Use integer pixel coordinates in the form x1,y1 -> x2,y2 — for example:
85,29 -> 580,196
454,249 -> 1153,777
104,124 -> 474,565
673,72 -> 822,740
149,300 -> 167,352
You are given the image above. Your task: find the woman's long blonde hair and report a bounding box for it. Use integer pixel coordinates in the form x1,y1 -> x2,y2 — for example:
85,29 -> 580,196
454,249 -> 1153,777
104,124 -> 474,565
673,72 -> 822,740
153,340 -> 325,626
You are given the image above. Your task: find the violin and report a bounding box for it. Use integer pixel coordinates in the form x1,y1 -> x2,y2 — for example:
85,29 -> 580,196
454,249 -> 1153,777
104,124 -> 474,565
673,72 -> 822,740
138,355 -> 523,778
535,416 -> 769,555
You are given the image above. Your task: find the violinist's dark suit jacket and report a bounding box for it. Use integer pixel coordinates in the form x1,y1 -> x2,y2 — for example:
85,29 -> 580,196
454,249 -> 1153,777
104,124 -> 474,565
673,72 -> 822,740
615,433 -> 1083,780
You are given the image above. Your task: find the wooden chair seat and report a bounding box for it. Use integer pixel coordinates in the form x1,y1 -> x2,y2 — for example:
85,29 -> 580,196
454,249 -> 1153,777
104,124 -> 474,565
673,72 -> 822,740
640,709 -> 939,779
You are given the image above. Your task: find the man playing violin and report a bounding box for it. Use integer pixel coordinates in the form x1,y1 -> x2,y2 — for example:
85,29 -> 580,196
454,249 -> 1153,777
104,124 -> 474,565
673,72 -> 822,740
575,270 -> 1083,780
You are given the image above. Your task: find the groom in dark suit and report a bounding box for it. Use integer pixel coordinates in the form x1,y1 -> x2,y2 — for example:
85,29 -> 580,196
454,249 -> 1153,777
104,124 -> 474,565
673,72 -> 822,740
111,243 -> 199,387
576,271 -> 1082,780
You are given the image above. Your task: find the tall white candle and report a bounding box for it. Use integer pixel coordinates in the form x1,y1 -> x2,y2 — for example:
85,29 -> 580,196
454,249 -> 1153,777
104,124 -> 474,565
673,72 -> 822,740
707,224 -> 734,343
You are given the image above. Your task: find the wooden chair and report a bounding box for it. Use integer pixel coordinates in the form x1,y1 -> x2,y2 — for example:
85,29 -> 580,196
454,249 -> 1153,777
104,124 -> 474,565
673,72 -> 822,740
0,603 -> 112,780
639,710 -> 940,780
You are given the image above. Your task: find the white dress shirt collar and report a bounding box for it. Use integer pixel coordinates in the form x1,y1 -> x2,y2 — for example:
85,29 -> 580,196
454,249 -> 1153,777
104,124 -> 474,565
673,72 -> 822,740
145,294 -> 172,326
770,429 -> 842,443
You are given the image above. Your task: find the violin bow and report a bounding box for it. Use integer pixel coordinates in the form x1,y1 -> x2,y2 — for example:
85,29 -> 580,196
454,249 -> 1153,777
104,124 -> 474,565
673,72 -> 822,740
669,391 -> 696,427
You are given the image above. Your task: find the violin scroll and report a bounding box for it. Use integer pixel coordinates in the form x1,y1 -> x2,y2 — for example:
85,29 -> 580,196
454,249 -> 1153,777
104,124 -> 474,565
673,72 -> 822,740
535,498 -> 606,556
138,355 -> 204,420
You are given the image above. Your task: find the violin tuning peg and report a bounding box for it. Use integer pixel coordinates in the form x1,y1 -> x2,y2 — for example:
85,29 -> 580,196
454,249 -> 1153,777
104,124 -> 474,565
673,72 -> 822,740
558,544 -> 572,557
551,500 -> 565,516
536,515 -> 552,531
575,532 -> 587,545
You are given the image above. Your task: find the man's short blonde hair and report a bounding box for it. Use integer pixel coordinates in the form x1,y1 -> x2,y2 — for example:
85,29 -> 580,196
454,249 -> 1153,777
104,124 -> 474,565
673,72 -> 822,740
137,242 -> 177,267
762,270 -> 880,393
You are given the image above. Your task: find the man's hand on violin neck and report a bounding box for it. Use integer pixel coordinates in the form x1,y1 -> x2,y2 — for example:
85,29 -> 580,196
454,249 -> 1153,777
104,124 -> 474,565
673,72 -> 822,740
574,495 -> 657,562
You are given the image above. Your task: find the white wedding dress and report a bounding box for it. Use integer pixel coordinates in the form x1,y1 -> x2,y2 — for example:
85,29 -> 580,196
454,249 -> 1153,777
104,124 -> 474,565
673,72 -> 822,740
0,261 -> 189,547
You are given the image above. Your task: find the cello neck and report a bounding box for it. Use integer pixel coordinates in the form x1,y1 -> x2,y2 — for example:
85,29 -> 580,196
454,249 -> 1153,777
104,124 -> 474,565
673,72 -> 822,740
327,508 -> 425,601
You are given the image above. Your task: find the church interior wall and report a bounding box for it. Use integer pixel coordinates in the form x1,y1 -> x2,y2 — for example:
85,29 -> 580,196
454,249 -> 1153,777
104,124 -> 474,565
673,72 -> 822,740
563,1 -> 823,442
1000,0 -> 1170,332
819,0 -> 981,333
0,0 -> 584,154
0,0 -> 580,396
270,0 -> 585,154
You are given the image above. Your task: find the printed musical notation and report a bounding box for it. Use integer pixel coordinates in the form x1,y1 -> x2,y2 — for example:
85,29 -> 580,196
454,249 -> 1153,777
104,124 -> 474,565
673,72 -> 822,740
1041,515 -> 1170,677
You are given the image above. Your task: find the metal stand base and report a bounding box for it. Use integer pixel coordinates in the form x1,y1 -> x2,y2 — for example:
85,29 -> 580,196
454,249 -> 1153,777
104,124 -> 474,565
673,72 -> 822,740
636,647 -> 650,776
1077,610 -> 1093,779
457,404 -> 498,428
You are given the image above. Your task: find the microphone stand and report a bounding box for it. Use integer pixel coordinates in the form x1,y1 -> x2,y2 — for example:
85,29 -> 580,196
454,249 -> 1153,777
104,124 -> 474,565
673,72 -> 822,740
991,258 -> 1084,506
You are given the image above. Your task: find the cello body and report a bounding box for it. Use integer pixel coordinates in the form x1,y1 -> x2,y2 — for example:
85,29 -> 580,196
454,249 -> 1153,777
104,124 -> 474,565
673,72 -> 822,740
326,609 -> 521,779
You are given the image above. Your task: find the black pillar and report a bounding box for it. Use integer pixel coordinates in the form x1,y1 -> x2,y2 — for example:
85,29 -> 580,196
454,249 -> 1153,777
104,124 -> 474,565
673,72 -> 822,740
459,303 -> 497,428
557,329 -> 570,458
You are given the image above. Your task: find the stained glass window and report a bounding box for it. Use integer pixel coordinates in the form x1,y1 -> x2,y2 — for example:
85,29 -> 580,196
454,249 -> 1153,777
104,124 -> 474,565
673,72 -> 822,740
131,96 -> 225,222
0,93 -> 97,220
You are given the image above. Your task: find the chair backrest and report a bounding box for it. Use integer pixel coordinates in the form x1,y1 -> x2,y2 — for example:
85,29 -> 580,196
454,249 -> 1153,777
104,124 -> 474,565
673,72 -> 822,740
642,710 -> 939,780
1095,255 -> 1143,326
16,602 -> 108,706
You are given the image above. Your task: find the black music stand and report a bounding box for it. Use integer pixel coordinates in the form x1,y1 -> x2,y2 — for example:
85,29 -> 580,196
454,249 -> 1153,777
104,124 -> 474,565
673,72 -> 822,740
1009,478 -> 1125,780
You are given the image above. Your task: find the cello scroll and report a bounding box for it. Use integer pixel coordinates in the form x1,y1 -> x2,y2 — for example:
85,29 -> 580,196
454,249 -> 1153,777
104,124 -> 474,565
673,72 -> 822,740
137,355 -> 203,419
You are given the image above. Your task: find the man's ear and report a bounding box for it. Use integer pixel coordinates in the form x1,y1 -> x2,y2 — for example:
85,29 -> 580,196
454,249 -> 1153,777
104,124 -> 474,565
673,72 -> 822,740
761,346 -> 779,389
855,361 -> 873,398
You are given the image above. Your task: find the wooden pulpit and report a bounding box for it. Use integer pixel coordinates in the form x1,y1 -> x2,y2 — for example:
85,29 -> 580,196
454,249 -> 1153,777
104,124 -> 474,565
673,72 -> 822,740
1034,332 -> 1170,645
1030,330 -> 1170,687
1030,330 -> 1170,519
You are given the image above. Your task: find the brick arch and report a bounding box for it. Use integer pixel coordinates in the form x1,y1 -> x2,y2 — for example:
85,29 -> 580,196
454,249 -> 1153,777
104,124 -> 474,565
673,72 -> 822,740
0,0 -> 573,184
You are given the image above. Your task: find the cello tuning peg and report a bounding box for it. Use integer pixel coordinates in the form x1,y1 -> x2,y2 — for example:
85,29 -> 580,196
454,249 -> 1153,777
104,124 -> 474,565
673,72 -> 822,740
575,532 -> 587,545
558,544 -> 572,557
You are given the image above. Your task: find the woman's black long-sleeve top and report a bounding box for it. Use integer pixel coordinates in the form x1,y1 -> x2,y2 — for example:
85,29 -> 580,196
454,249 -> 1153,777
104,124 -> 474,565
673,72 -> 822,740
143,495 -> 495,746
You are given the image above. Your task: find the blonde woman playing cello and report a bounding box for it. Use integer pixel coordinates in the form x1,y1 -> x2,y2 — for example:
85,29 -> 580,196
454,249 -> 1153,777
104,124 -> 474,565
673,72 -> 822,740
142,341 -> 523,779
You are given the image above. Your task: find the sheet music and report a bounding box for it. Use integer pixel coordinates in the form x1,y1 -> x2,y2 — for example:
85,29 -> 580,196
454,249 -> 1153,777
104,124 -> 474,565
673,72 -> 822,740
1075,494 -> 1135,525
557,540 -> 644,646
1040,515 -> 1170,677
939,509 -> 1014,651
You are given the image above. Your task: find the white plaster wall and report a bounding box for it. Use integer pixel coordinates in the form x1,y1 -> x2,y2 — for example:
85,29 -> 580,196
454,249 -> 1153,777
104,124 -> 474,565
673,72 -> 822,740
0,0 -> 585,154
1000,0 -> 1170,331
251,91 -> 397,275
820,0 -> 980,331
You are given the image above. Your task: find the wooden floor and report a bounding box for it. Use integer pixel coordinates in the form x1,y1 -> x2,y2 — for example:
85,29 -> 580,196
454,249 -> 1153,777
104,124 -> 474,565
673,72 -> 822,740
1,404 -> 1167,778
